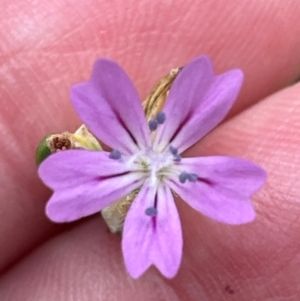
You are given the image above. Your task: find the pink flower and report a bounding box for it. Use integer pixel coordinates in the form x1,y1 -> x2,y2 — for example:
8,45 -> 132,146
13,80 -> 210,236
38,56 -> 266,278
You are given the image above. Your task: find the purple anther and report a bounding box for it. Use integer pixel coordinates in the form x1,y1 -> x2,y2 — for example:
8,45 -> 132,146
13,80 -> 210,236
109,149 -> 121,159
188,173 -> 198,182
156,112 -> 166,124
179,172 -> 188,183
145,207 -> 158,216
148,119 -> 158,131
173,154 -> 182,162
169,145 -> 178,155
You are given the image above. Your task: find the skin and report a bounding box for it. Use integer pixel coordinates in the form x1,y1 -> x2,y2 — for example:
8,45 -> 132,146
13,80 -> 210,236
1,0 -> 300,299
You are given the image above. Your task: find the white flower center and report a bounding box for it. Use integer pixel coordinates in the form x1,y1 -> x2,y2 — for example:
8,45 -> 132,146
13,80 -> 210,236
129,146 -> 180,187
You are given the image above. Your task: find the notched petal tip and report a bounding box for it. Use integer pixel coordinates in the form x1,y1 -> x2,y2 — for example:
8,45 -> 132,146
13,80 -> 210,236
224,68 -> 244,90
187,54 -> 214,69
126,262 -> 180,279
91,57 -> 120,74
253,165 -> 267,190
223,202 -> 257,225
45,201 -> 70,223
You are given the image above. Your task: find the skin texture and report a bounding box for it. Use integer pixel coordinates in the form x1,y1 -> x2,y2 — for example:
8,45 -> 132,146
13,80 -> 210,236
1,0 -> 300,299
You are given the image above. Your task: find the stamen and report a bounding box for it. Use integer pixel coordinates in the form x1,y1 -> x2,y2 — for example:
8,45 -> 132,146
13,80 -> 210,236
109,149 -> 121,159
179,172 -> 188,183
173,154 -> 181,162
145,206 -> 158,216
188,173 -> 198,182
148,119 -> 158,131
156,112 -> 166,124
169,145 -> 178,155
179,172 -> 198,183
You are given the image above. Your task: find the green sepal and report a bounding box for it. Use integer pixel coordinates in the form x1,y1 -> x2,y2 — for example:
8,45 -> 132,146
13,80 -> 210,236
35,136 -> 52,165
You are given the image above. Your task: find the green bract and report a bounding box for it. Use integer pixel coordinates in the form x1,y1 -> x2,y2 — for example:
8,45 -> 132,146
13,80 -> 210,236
35,135 -> 52,165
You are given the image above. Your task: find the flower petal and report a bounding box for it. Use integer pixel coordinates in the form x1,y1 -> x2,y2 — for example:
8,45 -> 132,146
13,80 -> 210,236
168,156 -> 266,224
154,56 -> 243,153
122,182 -> 182,278
71,59 -> 150,155
38,150 -> 144,222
